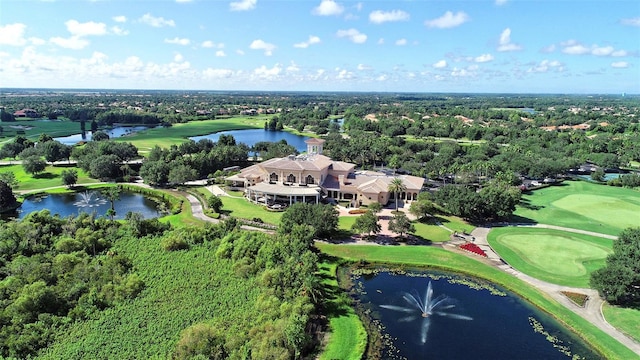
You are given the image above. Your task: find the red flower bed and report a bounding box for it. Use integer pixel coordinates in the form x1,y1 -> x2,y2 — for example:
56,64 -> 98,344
460,242 -> 487,257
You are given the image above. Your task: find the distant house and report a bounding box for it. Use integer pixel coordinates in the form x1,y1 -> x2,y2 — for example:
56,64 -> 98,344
227,139 -> 425,207
13,109 -> 39,118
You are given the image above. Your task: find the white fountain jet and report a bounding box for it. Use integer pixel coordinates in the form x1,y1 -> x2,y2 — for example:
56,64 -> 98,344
380,281 -> 472,344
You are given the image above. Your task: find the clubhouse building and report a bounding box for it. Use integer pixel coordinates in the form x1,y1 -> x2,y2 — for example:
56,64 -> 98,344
226,138 -> 424,208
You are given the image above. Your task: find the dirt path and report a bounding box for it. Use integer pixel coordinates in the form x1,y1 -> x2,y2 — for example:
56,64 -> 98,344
470,226 -> 640,355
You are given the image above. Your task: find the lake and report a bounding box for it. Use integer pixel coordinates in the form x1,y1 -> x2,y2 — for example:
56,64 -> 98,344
189,129 -> 310,152
2,190 -> 161,221
54,126 -> 155,145
352,269 -> 602,359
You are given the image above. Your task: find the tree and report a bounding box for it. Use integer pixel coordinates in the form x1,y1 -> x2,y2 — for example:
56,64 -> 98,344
368,201 -> 383,214
388,212 -> 415,238
409,192 -> 437,220
591,168 -> 605,182
590,227 -> 640,306
60,169 -> 78,188
168,164 -> 198,185
0,172 -> 18,189
140,160 -> 170,185
102,186 -> 121,221
89,154 -> 120,180
0,179 -> 17,210
22,155 -> 47,176
207,195 -> 223,213
41,140 -> 71,163
351,210 -> 381,239
279,203 -> 339,239
388,177 -> 407,211
92,130 -> 109,141
173,323 -> 228,359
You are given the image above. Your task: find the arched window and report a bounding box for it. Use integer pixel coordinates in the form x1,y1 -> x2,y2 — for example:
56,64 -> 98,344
270,173 -> 278,182
287,174 -> 296,183
305,175 -> 315,185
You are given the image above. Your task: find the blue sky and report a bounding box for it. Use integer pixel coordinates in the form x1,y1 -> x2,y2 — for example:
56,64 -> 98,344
1,0 -> 638,93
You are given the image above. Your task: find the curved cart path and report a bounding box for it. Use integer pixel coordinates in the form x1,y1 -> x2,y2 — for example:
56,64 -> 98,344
469,225 -> 640,355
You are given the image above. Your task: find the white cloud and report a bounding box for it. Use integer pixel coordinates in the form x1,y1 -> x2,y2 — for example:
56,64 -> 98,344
620,17 -> 640,27
497,28 -> 522,51
113,15 -> 127,23
176,0 -> 193,3
611,61 -> 629,68
376,74 -> 388,81
395,38 -> 407,46
357,63 -> 372,70
174,53 -> 184,62
433,60 -> 447,68
560,40 -> 628,57
236,49 -> 245,55
336,28 -> 367,44
287,61 -> 300,72
377,38 -> 384,45
336,69 -> 354,79
215,50 -> 226,57
65,20 -> 107,37
474,53 -> 494,63
230,0 -> 257,11
139,13 -> 175,27
294,35 -> 321,48
369,10 -> 410,24
527,59 -> 564,73
29,37 -> 46,46
202,41 -> 224,48
49,36 -> 89,50
111,26 -> 128,36
203,68 -> 234,78
313,0 -> 344,16
253,64 -> 282,79
424,11 -> 469,29
249,39 -> 276,56
495,0 -> 508,5
540,44 -> 556,53
0,23 -> 27,46
165,37 -> 191,46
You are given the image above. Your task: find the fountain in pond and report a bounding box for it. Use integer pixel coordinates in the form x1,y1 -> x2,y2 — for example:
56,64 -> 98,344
73,191 -> 107,208
380,281 -> 472,344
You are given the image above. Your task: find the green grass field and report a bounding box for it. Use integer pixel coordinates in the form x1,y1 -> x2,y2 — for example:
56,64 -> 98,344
0,163 -> 100,192
602,304 -> 640,344
515,181 -> 640,236
488,227 -> 613,288
219,196 -> 283,225
315,243 -> 636,360
0,119 -> 82,142
118,116 -> 268,153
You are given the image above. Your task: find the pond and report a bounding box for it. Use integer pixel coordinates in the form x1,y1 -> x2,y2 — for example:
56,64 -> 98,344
189,129 -> 310,152
2,190 -> 161,221
53,126 -> 155,145
350,269 -> 602,359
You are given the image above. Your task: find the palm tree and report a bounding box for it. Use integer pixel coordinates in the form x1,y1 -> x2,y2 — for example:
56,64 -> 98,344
388,177 -> 407,211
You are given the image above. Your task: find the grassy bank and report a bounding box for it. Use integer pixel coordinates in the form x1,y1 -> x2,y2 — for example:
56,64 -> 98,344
1,163 -> 99,192
317,261 -> 366,360
602,304 -> 640,344
315,243 -> 637,360
488,227 -> 613,288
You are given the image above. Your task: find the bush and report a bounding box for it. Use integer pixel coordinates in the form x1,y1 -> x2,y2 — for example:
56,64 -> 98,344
173,323 -> 228,360
161,236 -> 189,251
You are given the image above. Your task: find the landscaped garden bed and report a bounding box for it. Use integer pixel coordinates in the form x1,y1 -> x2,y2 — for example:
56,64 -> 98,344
459,242 -> 487,257
561,291 -> 589,307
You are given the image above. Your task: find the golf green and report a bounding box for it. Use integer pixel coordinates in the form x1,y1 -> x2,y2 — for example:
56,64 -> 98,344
488,227 -> 613,287
515,181 -> 640,236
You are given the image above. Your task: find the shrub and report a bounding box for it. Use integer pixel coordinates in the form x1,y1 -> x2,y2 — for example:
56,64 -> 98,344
348,209 -> 368,215
161,236 -> 189,251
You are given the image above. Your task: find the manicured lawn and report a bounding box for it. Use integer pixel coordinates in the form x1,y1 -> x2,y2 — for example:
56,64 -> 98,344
318,262 -> 366,360
315,243 -> 637,360
0,163 -> 100,192
413,215 -> 475,242
602,304 -> 640,344
488,227 -> 612,288
338,216 -> 356,232
219,196 -> 283,224
1,119 -> 82,140
118,117 -> 267,153
515,181 -> 640,236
